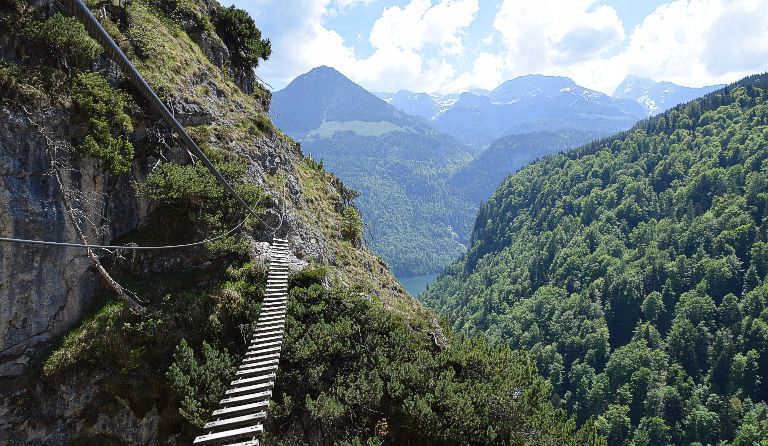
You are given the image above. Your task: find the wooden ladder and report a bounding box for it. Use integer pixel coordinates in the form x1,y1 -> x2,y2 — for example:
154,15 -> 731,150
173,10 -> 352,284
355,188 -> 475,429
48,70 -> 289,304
193,238 -> 291,446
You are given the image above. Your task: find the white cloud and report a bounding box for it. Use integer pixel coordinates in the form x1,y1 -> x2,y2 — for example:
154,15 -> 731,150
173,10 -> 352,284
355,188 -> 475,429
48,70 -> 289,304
621,0 -> 768,88
240,0 -> 768,95
444,52 -> 504,91
370,0 -> 478,56
473,0 -> 768,94
238,0 -> 479,92
486,0 -> 626,92
493,0 -> 625,67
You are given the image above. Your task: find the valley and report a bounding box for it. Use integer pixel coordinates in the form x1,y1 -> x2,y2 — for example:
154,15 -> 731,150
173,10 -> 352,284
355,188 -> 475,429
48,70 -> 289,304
273,67 -> 722,279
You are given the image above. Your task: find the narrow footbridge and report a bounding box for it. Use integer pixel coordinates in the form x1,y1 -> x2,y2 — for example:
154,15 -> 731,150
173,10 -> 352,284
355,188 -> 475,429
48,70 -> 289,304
194,238 -> 291,446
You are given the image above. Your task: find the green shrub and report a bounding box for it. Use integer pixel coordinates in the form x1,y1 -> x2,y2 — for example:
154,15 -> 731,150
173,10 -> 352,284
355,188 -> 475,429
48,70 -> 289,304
166,339 -> 237,427
43,301 -> 127,376
213,6 -> 271,71
138,160 -> 268,253
165,0 -> 213,31
72,72 -> 135,174
21,13 -> 101,70
341,205 -> 363,244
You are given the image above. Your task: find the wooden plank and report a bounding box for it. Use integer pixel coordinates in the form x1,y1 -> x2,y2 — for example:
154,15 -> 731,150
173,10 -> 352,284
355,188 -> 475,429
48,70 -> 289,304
217,439 -> 261,446
235,364 -> 279,377
220,390 -> 272,406
250,328 -> 283,337
250,330 -> 283,339
212,400 -> 269,417
247,341 -> 282,351
259,305 -> 286,312
242,352 -> 280,363
240,358 -> 279,370
193,424 -> 263,445
225,380 -> 274,396
248,334 -> 282,343
245,346 -> 281,355
248,338 -> 282,348
232,374 -> 277,386
254,321 -> 284,329
202,412 -> 266,430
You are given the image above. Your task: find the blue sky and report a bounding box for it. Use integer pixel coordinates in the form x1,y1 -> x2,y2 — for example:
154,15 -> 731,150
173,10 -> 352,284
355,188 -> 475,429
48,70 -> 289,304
232,0 -> 768,94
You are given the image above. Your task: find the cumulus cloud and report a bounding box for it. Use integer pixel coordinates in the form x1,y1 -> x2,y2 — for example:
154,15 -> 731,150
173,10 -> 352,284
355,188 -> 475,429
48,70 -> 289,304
493,0 -> 625,69
622,0 -> 768,88
478,0 -> 768,93
237,0 -> 479,92
239,0 -> 768,94
370,0 -> 478,56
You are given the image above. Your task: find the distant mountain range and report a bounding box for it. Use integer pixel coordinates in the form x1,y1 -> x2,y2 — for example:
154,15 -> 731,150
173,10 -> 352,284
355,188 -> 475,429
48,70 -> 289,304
612,75 -> 724,116
378,76 -> 723,148
271,67 -> 721,277
376,75 -> 641,148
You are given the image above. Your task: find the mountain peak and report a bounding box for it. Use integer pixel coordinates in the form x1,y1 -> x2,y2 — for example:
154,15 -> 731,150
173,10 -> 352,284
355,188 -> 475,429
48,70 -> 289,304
490,75 -> 578,102
613,76 -> 724,115
271,67 -> 427,137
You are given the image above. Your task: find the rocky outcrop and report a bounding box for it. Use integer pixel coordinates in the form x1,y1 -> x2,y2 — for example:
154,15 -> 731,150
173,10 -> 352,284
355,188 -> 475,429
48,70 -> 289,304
0,107 -> 106,376
0,371 -> 182,446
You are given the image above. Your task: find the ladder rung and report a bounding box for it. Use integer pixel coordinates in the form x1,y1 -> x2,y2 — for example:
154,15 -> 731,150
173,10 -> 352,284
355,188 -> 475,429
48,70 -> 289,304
250,330 -> 283,338
240,358 -> 279,370
193,424 -> 263,445
242,352 -> 280,363
255,321 -> 284,329
232,373 -> 276,386
249,334 -> 282,343
248,340 -> 282,350
245,347 -> 280,357
212,400 -> 269,417
202,412 -> 266,430
220,390 -> 272,406
225,380 -> 274,396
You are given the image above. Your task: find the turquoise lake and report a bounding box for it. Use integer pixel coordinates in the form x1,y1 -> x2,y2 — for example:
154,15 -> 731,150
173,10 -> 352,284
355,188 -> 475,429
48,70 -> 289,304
397,273 -> 440,297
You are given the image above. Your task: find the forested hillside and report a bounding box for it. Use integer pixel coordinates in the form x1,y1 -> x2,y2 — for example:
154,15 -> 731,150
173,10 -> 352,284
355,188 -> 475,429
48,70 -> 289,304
424,74 -> 768,445
304,130 -> 473,275
449,130 -> 604,205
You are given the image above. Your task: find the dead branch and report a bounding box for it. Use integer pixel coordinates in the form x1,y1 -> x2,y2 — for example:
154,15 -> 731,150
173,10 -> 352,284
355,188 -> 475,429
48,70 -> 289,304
22,106 -> 146,313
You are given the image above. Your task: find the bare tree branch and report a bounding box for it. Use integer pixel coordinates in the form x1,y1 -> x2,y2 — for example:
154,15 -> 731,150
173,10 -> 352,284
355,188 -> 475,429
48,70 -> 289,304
22,106 -> 145,313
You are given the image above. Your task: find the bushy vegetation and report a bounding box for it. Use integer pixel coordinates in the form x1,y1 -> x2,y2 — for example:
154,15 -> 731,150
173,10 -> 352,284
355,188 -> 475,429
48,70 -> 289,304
167,339 -> 237,427
20,12 -> 101,71
267,272 -> 605,445
42,257 -> 606,444
137,159 -> 269,253
214,5 -> 271,72
72,72 -> 135,174
424,75 -> 768,445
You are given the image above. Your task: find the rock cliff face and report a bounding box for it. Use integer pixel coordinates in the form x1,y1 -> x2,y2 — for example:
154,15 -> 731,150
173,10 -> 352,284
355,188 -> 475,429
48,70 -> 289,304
0,106 -> 132,377
0,0 -> 405,384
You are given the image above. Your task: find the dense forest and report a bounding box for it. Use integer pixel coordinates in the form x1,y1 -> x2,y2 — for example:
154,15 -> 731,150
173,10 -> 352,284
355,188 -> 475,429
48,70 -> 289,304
424,74 -> 768,445
449,129 -> 604,205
